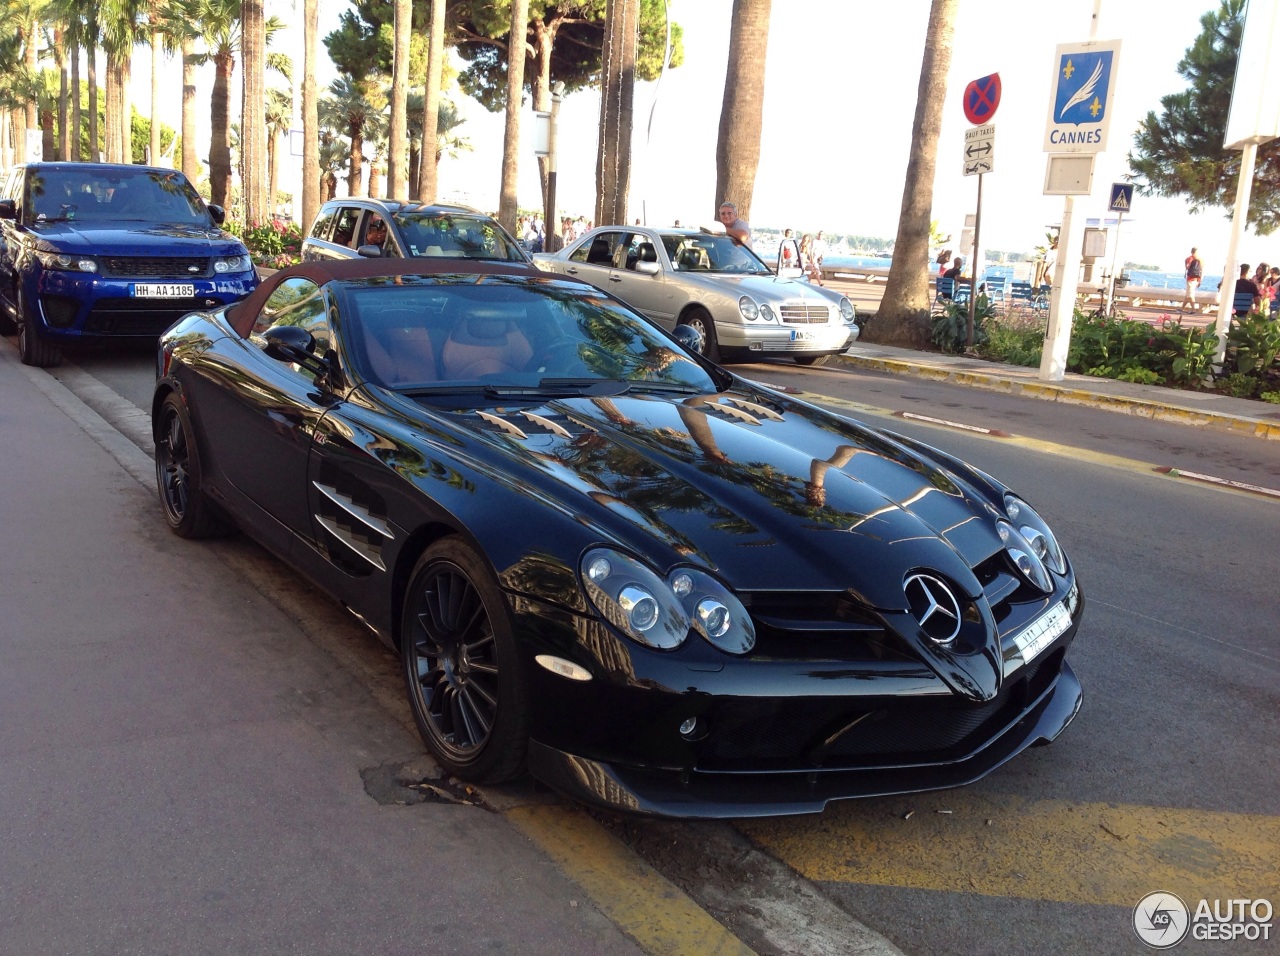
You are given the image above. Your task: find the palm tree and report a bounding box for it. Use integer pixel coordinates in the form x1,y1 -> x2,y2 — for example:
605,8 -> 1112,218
100,0 -> 146,163
363,103 -> 388,198
190,0 -> 288,209
301,0 -> 319,232
498,0 -> 529,231
595,0 -> 639,227
416,0 -> 445,203
873,0 -> 957,347
318,130 -> 345,202
147,0 -> 163,163
264,87 -> 291,215
408,96 -> 471,198
714,0 -> 771,222
240,0 -> 267,223
386,0 -> 410,198
320,76 -> 374,198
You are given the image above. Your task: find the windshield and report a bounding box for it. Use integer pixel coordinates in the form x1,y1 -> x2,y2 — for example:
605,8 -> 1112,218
659,233 -> 771,275
25,168 -> 212,226
339,276 -> 717,395
392,212 -> 528,262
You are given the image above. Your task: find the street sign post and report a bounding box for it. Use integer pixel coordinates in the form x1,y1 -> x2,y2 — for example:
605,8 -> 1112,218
963,74 -> 1002,125
1044,39 -> 1122,153
1108,182 -> 1134,212
963,124 -> 995,176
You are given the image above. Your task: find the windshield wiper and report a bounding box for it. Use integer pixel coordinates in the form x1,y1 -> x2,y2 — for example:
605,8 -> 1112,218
623,380 -> 708,395
397,379 -> 631,400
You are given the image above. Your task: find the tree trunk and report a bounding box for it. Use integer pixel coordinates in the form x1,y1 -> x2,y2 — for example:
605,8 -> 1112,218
416,0 -> 445,202
88,40 -> 100,162
105,56 -> 123,163
714,0 -> 771,221
387,0 -> 410,198
71,38 -> 81,160
267,134 -> 278,216
408,140 -> 420,198
368,154 -> 381,198
241,0 -> 267,224
595,0 -> 639,227
23,18 -> 38,158
210,52 -> 235,208
531,18 -> 558,206
150,15 -> 162,164
347,126 -> 364,197
497,0 -> 529,230
56,29 -> 69,160
872,0 -> 957,347
322,171 -> 336,203
182,38 -> 197,180
301,0 -> 320,229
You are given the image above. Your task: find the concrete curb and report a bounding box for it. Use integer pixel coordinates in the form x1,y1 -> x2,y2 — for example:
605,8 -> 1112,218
838,354 -> 1280,442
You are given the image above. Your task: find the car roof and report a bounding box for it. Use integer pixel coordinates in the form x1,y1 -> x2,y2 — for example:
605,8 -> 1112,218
16,161 -> 185,176
226,258 -> 557,337
320,197 -> 484,217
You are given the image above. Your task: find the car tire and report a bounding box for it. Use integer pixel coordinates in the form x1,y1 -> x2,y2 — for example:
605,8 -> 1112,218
794,354 -> 832,367
17,290 -> 61,368
155,393 -> 229,539
679,307 -> 720,363
401,537 -> 530,784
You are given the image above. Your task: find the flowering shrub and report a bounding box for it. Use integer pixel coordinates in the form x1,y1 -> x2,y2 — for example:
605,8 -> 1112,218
236,219 -> 303,270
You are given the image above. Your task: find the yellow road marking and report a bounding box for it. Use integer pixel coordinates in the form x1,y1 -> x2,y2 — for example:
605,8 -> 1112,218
506,804 -> 755,955
740,794 -> 1280,908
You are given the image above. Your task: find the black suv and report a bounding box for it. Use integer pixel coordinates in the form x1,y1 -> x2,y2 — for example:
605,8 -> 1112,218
300,198 -> 530,265
0,162 -> 258,367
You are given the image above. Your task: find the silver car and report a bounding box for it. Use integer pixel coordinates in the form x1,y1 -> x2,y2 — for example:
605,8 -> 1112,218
534,226 -> 858,365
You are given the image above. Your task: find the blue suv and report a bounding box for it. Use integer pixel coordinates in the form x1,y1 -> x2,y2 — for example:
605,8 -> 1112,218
0,162 -> 259,367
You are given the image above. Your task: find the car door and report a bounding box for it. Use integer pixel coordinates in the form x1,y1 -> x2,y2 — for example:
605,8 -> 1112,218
609,232 -> 675,326
185,277 -> 338,544
560,230 -> 625,290
306,206 -> 361,261
0,167 -> 26,316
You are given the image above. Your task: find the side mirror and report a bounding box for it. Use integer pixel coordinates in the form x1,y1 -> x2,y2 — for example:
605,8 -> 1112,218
635,259 -> 660,275
776,265 -> 804,279
206,203 -> 226,225
671,323 -> 705,354
356,243 -> 383,258
263,324 -> 325,372
0,199 -> 15,221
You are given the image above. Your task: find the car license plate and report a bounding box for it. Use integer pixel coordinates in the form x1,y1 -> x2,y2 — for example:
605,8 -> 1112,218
133,283 -> 195,298
790,329 -> 815,341
1010,602 -> 1072,669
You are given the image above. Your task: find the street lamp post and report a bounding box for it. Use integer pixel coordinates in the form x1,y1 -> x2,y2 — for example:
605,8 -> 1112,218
546,82 -> 565,252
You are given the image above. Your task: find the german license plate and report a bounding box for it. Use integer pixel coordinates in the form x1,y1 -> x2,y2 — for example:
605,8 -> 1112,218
133,283 -> 195,298
1012,602 -> 1071,666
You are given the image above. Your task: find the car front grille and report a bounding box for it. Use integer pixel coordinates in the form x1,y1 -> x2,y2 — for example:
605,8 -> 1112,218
84,297 -> 216,336
698,649 -> 1062,769
100,256 -> 211,278
779,304 -> 831,324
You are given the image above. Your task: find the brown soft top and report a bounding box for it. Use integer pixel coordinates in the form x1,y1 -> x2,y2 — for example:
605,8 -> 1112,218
227,258 -> 548,337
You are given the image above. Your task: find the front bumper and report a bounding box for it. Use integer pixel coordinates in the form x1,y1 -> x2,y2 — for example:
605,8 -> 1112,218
718,321 -> 856,355
32,270 -> 258,341
527,655 -> 1082,819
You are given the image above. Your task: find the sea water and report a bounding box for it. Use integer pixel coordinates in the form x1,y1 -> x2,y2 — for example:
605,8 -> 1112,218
820,255 -> 1222,292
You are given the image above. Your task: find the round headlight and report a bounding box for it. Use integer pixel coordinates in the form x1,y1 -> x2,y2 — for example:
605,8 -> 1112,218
579,548 -> 690,649
839,297 -> 856,323
738,296 -> 759,321
1004,496 -> 1066,574
696,599 -> 731,638
997,521 -> 1052,593
758,303 -> 776,322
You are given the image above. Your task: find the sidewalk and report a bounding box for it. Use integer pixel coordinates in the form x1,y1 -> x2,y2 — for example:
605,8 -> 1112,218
824,277 -> 1280,442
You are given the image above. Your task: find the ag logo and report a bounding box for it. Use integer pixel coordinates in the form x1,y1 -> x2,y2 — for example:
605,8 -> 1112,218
1133,891 -> 1190,949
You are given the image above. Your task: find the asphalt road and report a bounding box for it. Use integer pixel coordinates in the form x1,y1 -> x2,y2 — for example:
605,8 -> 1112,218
17,343 -> 1280,956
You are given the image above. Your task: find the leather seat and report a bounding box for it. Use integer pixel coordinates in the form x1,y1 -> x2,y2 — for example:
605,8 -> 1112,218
440,306 -> 533,379
362,311 -> 438,385
586,237 -> 614,265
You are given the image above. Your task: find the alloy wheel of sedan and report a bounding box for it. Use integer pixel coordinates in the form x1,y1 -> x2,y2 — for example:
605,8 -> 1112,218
401,539 -> 528,782
155,394 -> 226,539
680,307 -> 720,363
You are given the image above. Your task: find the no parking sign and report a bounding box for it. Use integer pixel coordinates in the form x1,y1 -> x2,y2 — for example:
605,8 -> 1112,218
963,73 -> 1001,125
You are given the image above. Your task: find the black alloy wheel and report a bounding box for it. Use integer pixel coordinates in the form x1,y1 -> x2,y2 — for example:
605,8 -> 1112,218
679,307 -> 721,363
401,538 -> 528,783
155,393 -> 227,538
17,290 -> 61,368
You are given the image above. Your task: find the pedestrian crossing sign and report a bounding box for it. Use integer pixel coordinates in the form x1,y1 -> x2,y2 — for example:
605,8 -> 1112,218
1108,183 -> 1134,212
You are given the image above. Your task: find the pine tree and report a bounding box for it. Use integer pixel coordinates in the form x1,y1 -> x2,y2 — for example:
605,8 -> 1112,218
1128,0 -> 1280,234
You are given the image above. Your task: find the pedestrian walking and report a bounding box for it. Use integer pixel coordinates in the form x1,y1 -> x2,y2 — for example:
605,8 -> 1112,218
1181,247 -> 1203,311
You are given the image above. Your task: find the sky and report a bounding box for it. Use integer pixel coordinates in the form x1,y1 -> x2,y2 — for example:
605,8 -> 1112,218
134,0 -> 1269,275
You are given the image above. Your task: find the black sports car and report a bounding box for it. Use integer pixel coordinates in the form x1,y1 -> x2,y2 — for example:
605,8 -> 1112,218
153,258 -> 1083,819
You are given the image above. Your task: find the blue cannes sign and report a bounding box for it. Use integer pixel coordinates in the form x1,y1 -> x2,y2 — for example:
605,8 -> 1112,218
1044,39 -> 1121,154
